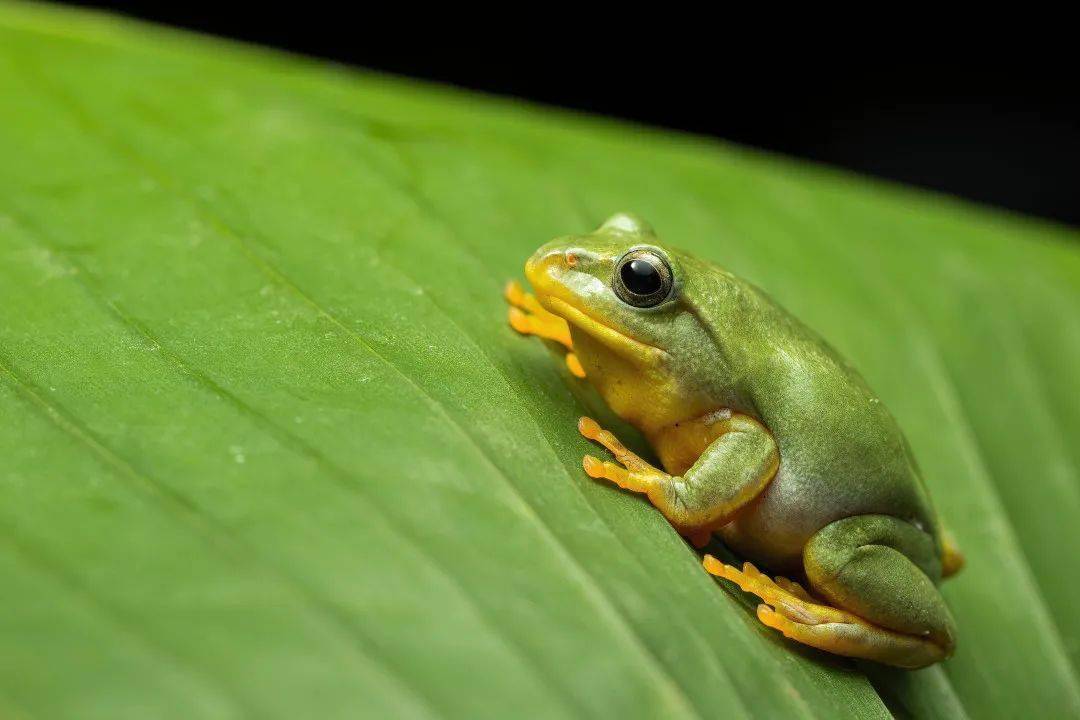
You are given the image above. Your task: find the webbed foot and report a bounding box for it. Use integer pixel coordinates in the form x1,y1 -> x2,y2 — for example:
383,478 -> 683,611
579,416 -> 712,547
703,558 -> 838,624
578,416 -> 669,494
505,280 -> 584,377
703,556 -> 950,668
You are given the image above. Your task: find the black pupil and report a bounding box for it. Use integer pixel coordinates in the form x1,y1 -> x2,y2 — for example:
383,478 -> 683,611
621,258 -> 662,296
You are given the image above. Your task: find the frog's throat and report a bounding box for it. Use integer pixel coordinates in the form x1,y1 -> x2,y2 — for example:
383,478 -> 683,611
538,295 -> 668,366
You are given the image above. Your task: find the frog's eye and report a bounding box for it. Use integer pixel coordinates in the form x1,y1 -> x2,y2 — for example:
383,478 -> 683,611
613,250 -> 673,308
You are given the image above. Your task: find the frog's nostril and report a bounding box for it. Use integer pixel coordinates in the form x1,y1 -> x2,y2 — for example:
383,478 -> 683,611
526,248 -> 558,283
526,246 -> 584,285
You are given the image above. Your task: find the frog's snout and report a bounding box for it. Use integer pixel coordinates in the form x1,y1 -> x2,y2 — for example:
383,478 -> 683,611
525,245 -> 581,291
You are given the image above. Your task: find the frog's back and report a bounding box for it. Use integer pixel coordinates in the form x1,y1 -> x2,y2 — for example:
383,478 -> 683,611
704,277 -> 941,572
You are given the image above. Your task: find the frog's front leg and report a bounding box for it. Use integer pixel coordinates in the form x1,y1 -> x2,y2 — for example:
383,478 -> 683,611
578,414 -> 778,546
706,514 -> 956,669
504,280 -> 585,378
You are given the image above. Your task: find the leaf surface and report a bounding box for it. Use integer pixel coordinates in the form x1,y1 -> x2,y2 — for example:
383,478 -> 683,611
1,4 -> 1078,718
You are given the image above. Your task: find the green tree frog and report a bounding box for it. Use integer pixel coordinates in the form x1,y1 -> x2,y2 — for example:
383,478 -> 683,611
505,213 -> 963,669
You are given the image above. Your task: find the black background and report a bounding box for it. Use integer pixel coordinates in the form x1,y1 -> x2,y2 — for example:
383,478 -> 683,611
60,4 -> 1080,227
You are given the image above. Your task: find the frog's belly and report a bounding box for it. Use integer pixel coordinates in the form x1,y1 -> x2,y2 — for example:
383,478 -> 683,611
718,463 -> 920,576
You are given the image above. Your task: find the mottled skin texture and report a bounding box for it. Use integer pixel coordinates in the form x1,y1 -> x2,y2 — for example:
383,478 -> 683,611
508,213 -> 962,669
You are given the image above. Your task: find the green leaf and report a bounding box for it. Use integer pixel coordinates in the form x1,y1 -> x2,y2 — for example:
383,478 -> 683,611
1,4 -> 1078,718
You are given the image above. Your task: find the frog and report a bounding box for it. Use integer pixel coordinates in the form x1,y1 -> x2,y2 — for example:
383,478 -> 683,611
505,213 -> 963,669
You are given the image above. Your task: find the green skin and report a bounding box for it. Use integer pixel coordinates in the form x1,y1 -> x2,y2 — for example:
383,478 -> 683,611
528,213 -> 957,665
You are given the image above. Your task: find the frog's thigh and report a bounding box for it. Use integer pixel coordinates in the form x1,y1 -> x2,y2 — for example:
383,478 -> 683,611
801,514 -> 957,667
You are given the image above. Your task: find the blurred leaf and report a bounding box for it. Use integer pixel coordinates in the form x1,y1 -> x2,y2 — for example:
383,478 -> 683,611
1,4 -> 1078,718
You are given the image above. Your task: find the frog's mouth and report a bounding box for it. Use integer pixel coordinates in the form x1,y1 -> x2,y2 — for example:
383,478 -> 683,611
525,245 -> 667,366
539,294 -> 668,366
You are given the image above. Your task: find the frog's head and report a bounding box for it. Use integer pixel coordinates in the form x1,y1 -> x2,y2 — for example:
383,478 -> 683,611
525,213 -> 724,431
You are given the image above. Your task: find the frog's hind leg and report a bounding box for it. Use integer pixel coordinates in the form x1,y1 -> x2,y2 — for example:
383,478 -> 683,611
504,280 -> 585,377
705,514 -> 956,669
